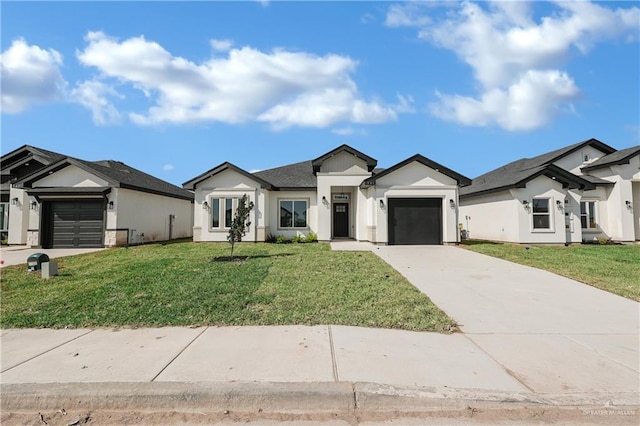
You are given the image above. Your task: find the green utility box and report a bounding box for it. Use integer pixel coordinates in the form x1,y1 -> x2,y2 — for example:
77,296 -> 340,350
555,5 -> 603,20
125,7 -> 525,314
27,253 -> 49,272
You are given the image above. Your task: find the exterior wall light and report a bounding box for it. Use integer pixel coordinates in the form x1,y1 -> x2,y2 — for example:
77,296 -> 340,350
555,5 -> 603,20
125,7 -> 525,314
30,201 -> 38,211
522,200 -> 530,212
556,200 -> 563,209
202,201 -> 209,210
449,199 -> 456,209
626,200 -> 633,209
379,199 -> 385,209
11,197 -> 20,206
108,201 -> 114,210
322,195 -> 328,206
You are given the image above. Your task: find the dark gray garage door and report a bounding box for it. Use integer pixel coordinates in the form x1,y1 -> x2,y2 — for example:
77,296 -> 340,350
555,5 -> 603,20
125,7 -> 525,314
50,201 -> 104,248
388,198 -> 442,245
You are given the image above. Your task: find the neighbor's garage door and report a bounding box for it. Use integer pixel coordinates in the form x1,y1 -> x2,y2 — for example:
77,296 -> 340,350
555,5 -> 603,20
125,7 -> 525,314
388,198 -> 442,245
50,200 -> 104,248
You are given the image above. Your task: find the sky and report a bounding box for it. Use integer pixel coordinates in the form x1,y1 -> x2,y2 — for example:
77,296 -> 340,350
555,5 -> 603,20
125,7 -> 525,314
1,0 -> 639,187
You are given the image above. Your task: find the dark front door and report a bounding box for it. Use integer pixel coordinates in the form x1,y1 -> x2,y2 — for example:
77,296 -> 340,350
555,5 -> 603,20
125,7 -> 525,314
388,198 -> 442,245
333,203 -> 349,238
45,200 -> 105,248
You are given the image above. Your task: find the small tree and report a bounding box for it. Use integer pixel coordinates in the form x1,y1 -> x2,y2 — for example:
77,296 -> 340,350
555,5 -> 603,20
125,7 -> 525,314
227,194 -> 254,257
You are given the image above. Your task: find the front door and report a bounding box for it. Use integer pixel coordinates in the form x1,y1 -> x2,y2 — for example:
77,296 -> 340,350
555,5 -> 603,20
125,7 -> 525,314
333,203 -> 349,238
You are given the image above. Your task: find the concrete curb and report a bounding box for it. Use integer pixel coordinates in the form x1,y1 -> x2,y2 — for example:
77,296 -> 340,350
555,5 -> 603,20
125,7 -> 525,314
2,382 -> 638,413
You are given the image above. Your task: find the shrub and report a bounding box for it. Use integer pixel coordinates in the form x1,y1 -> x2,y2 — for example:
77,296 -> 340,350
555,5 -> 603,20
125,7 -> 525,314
265,233 -> 277,243
276,235 -> 291,244
292,234 -> 306,244
305,232 -> 318,243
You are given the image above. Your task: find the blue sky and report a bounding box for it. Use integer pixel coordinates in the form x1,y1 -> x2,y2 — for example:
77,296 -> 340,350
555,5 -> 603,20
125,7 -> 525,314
2,1 -> 639,186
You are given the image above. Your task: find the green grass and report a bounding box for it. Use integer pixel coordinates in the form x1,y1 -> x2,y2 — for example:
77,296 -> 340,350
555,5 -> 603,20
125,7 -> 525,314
0,242 -> 453,331
461,240 -> 640,301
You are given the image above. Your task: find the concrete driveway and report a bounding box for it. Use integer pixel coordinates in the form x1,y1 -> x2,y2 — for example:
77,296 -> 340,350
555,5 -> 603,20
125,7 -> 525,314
0,246 -> 106,268
373,245 -> 640,396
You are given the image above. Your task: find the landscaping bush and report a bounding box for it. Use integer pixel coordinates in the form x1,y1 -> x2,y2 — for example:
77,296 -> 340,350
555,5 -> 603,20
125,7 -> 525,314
276,235 -> 292,244
305,232 -> 318,243
265,233 -> 277,243
292,234 -> 306,244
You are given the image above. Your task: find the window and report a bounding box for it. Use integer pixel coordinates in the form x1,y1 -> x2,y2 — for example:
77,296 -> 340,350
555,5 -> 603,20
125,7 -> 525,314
225,198 -> 233,228
532,198 -> 551,229
280,200 -> 307,228
211,198 -> 220,228
0,203 -> 8,232
580,201 -> 597,230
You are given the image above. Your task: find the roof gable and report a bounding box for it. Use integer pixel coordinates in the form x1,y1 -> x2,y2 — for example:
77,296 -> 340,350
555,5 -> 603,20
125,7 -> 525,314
581,145 -> 640,172
361,154 -> 471,188
17,157 -> 193,201
183,162 -> 274,191
311,144 -> 377,173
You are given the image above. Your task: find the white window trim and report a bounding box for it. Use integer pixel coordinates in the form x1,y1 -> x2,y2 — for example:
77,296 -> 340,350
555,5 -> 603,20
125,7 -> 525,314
580,200 -> 599,232
531,197 -> 554,233
207,195 -> 251,232
0,202 -> 8,232
278,198 -> 309,230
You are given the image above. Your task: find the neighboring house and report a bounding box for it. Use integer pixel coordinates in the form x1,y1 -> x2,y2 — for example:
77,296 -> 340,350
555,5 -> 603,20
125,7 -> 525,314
459,138 -> 640,244
2,145 -> 194,248
183,144 -> 471,245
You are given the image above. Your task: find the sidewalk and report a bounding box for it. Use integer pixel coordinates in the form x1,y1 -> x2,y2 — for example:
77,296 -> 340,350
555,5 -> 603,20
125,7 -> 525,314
0,246 -> 105,268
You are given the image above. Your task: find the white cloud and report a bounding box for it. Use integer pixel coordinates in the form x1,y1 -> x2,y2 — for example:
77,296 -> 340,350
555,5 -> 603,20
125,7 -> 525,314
430,70 -> 579,131
210,39 -> 233,52
163,164 -> 175,172
385,3 -> 431,28
0,39 -> 67,113
77,31 -> 407,129
388,1 -> 640,131
332,127 -> 368,136
71,80 -> 122,125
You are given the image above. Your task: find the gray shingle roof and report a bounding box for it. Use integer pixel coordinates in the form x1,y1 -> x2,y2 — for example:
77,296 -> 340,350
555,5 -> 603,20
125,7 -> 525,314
252,161 -> 317,189
461,139 -> 616,198
18,157 -> 193,201
581,145 -> 640,171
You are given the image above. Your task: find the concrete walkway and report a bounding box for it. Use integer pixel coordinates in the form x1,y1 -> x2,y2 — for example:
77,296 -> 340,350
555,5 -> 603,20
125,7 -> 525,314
0,245 -> 105,268
373,245 -> 640,397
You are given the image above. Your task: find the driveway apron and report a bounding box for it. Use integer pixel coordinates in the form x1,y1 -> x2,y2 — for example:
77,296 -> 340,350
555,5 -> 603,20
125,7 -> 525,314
373,245 -> 640,396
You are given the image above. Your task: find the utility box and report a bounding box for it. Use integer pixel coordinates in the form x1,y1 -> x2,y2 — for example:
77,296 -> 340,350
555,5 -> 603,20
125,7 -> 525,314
27,253 -> 49,272
41,261 -> 58,279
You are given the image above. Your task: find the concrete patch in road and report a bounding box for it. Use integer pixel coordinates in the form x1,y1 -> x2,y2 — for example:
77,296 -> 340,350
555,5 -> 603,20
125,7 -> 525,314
331,326 -> 526,392
156,325 -> 334,382
0,327 -> 205,383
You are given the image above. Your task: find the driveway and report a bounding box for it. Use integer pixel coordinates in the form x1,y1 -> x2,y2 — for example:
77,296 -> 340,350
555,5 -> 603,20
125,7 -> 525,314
0,246 -> 106,268
373,245 -> 640,396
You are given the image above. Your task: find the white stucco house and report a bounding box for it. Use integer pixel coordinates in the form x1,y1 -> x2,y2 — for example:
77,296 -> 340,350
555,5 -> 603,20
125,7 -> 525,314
459,138 -> 640,244
2,145 -> 194,248
183,145 -> 471,245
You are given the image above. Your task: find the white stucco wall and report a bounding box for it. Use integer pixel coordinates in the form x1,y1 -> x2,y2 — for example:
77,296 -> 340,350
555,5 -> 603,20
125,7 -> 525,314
108,188 -> 193,246
586,155 -> 640,241
460,176 -> 583,244
553,145 -> 610,175
7,187 -> 29,245
374,161 -> 460,244
316,174 -> 371,241
192,169 -> 266,242
459,191 -> 521,242
33,165 -> 109,187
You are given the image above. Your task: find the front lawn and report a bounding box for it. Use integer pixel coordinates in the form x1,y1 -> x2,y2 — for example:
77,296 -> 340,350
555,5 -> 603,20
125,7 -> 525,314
0,242 -> 453,331
461,241 -> 640,301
